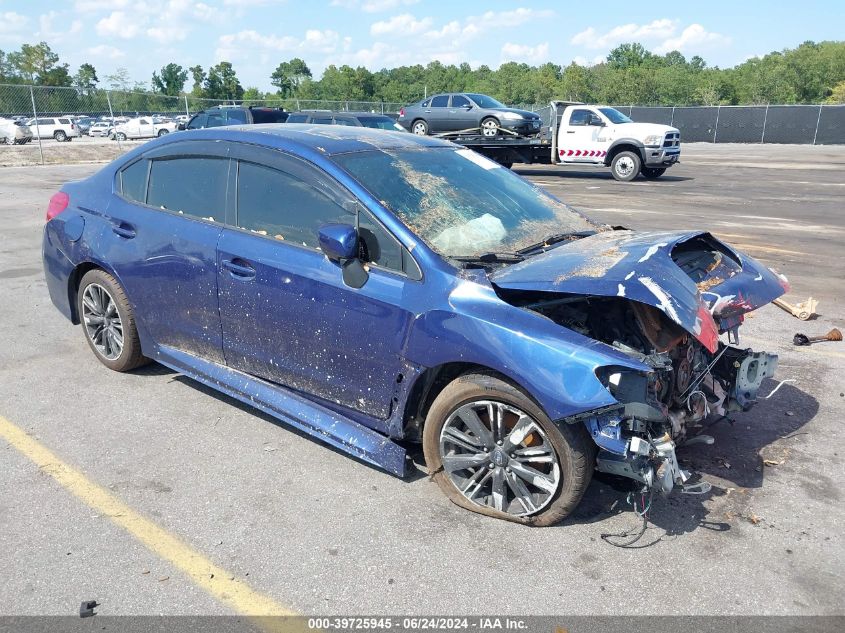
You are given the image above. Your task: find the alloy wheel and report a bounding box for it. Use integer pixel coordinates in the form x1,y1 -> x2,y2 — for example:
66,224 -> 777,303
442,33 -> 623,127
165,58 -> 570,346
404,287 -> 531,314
81,283 -> 124,361
438,400 -> 561,517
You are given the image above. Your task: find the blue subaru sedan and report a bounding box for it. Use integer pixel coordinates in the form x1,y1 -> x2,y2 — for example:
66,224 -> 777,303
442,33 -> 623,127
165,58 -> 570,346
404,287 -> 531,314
43,125 -> 785,525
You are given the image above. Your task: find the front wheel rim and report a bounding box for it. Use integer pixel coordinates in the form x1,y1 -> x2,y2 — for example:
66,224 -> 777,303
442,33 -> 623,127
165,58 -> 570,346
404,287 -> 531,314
616,156 -> 636,177
439,400 -> 561,517
482,120 -> 498,137
82,283 -> 124,360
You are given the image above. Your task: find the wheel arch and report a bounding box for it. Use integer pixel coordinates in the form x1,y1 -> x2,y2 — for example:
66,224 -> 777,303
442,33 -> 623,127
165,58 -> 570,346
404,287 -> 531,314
605,139 -> 645,166
67,259 -> 126,324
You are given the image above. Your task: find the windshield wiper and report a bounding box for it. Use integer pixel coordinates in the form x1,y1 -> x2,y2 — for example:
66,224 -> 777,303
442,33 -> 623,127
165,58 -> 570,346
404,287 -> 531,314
516,231 -> 596,255
451,252 -> 525,264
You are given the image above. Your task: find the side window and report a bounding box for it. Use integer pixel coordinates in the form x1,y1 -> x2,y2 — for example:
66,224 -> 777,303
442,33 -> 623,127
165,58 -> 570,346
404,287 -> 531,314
568,109 -> 593,126
430,95 -> 449,107
119,159 -> 149,203
420,99 -> 430,107
312,117 -> 333,124
147,157 -> 228,220
357,212 -> 403,272
58,118 -> 70,124
251,109 -> 287,123
139,119 -> 150,125
226,110 -> 248,124
451,95 -> 470,108
38,118 -> 53,125
236,161 -> 352,248
187,114 -> 207,129
332,117 -> 355,126
206,112 -> 225,127
286,114 -> 308,123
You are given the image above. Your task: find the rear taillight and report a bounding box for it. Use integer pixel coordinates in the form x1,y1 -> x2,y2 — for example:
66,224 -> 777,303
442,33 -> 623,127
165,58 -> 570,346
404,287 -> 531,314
399,108 -> 404,117
46,191 -> 69,221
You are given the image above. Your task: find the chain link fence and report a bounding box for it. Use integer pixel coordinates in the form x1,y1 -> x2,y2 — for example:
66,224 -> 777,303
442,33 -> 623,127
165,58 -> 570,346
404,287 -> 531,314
2,83 -> 843,167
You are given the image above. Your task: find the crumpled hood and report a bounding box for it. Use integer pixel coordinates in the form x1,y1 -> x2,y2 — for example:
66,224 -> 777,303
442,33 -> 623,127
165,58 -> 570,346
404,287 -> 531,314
491,108 -> 541,120
490,230 -> 788,352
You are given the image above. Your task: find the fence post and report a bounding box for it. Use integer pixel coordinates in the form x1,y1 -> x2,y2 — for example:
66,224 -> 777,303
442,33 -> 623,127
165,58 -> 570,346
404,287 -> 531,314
670,106 -> 675,127
713,105 -> 721,143
812,104 -> 823,145
29,85 -> 45,166
106,91 -> 121,150
184,95 -> 190,117
761,104 -> 769,143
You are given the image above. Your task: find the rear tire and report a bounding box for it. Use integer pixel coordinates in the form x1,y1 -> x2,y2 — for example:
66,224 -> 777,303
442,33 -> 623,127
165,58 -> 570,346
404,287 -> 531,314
54,130 -> 67,142
610,150 -> 641,181
411,119 -> 428,135
422,373 -> 595,526
641,167 -> 666,180
77,269 -> 149,372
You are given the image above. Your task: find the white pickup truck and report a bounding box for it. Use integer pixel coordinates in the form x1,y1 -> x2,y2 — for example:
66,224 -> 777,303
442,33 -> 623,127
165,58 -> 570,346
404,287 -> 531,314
454,101 -> 681,181
111,117 -> 178,141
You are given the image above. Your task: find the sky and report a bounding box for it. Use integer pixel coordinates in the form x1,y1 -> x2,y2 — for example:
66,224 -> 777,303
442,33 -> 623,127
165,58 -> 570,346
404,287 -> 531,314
1,0 -> 843,91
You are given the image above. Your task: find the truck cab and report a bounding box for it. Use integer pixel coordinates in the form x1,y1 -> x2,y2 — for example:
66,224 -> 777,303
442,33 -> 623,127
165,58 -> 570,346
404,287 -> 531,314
555,103 -> 681,181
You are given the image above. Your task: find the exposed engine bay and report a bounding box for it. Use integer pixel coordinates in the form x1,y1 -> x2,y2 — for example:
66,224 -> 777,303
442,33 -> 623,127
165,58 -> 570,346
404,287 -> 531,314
499,291 -> 778,498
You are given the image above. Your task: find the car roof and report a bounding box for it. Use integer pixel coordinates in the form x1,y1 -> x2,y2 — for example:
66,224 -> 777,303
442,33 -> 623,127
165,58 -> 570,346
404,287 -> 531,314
173,123 -> 452,155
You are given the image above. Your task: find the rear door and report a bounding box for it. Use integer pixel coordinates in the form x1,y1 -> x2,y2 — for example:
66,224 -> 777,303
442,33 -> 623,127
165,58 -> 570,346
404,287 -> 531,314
216,146 -> 416,424
424,94 -> 450,132
105,141 -> 229,362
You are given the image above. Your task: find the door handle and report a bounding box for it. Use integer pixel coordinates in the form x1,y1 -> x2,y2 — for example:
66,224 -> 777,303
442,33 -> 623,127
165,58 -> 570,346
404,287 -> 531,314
111,222 -> 136,239
222,258 -> 256,279
566,130 -> 575,134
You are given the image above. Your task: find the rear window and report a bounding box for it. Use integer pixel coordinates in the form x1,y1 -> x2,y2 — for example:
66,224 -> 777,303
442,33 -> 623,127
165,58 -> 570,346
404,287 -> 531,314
251,109 -> 288,124
147,157 -> 228,220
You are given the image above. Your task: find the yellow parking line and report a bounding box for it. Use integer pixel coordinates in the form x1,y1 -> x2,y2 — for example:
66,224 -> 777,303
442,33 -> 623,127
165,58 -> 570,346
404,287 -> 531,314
0,414 -> 296,618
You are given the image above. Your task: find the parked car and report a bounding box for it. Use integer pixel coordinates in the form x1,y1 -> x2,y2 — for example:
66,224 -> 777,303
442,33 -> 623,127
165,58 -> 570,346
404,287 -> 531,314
25,116 -> 80,141
112,117 -> 178,140
175,114 -> 190,124
75,116 -> 95,135
399,93 -> 542,137
180,105 -> 289,130
285,111 -> 406,131
0,117 -> 33,144
88,121 -> 114,138
43,125 -> 784,526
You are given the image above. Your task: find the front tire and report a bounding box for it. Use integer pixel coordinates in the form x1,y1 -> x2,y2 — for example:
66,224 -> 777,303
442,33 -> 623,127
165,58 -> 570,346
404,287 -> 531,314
422,373 -> 595,526
610,150 -> 641,181
641,166 -> 666,180
411,119 -> 428,135
115,132 -> 127,141
77,269 -> 149,372
157,129 -> 169,137
480,117 -> 500,137
54,130 -> 67,142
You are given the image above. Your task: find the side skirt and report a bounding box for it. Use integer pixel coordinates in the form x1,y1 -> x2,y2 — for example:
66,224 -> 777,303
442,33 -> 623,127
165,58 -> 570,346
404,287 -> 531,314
155,346 -> 409,477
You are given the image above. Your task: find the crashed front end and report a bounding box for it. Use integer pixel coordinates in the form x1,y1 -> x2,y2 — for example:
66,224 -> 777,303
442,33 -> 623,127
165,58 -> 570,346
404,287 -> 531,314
492,229 -> 787,497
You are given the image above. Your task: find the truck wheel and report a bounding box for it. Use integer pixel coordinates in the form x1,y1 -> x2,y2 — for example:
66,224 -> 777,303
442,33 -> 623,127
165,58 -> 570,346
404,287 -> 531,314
54,130 -> 67,142
411,119 -> 429,135
641,167 -> 666,180
481,117 -> 500,137
610,150 -> 641,181
423,373 -> 596,526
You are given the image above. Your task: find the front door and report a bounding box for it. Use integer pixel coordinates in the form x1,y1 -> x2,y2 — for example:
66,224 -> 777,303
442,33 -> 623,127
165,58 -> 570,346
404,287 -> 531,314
559,108 -> 606,163
216,148 -> 414,423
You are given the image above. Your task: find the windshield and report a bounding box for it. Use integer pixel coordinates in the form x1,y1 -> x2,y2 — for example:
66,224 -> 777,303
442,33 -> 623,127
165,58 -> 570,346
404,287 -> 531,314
332,148 -> 597,258
467,94 -> 506,109
358,117 -> 404,131
598,107 -> 632,124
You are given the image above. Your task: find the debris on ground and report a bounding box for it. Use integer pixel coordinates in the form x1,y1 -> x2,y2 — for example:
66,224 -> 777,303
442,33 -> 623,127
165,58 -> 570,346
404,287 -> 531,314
773,296 -> 818,321
79,600 -> 99,618
793,328 -> 842,346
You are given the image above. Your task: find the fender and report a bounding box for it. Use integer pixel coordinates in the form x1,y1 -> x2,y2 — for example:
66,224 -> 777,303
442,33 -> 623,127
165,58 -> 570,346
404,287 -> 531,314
402,279 -> 650,422
605,137 -> 646,164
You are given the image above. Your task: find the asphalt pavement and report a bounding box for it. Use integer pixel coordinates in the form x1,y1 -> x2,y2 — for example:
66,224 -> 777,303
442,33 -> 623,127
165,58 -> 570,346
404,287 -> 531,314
0,144 -> 843,618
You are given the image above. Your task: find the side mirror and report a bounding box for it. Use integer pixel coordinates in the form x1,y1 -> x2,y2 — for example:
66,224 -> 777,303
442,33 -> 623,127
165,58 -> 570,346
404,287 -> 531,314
318,223 -> 369,289
590,117 -> 604,127
177,123 -> 185,130
462,104 -> 473,110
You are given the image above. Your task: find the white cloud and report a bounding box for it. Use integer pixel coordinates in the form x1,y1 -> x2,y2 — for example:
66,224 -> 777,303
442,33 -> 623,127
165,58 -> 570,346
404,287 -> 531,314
422,8 -> 552,45
87,44 -> 126,58
501,42 -> 550,64
572,54 -> 607,67
370,14 -> 433,37
193,2 -> 223,22
571,19 -> 677,49
147,24 -> 189,42
37,11 -> 83,42
0,11 -> 29,38
74,0 -> 129,11
215,28 -> 340,62
331,0 -> 419,12
96,11 -> 141,38
654,24 -> 729,54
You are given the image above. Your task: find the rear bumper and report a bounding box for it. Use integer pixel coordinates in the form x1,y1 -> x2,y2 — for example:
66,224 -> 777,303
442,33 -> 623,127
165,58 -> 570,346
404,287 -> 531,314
644,147 -> 681,166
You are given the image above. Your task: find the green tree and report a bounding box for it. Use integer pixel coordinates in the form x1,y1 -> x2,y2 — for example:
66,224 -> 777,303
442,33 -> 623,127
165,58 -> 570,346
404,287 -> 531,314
204,62 -> 243,100
104,67 -> 132,91
74,63 -> 99,94
189,65 -> 206,97
270,58 -> 312,97
152,63 -> 188,96
8,42 -> 67,84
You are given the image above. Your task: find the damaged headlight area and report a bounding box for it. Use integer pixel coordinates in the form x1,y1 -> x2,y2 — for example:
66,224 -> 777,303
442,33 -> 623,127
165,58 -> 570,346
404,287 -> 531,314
512,292 -> 779,496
